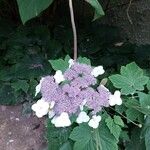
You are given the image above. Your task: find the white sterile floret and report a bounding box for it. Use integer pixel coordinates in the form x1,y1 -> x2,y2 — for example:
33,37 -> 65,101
54,70 -> 65,84
35,77 -> 45,96
31,99 -> 49,118
51,112 -> 71,127
68,59 -> 74,68
76,111 -> 90,124
109,90 -> 122,106
50,101 -> 55,109
91,66 -> 105,77
88,115 -> 102,129
48,110 -> 55,119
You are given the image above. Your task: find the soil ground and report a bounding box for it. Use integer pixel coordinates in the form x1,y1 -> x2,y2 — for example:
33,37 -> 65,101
0,105 -> 47,150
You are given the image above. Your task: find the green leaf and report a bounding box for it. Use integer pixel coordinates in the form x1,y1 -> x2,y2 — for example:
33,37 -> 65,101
114,115 -> 124,127
70,122 -> 118,150
11,80 -> 29,93
59,141 -> 72,150
126,108 -> 141,122
105,116 -> 122,140
77,57 -> 91,65
138,92 -> 150,108
125,98 -> 150,116
0,84 -> 17,105
47,119 -> 72,150
141,117 -> 150,150
17,0 -> 54,24
85,0 -> 105,20
120,131 -> 130,142
147,80 -> 150,91
109,62 -> 149,95
49,58 -> 69,73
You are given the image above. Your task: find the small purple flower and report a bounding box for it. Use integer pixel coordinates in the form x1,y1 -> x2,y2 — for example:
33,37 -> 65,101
62,84 -> 80,98
40,76 -> 58,101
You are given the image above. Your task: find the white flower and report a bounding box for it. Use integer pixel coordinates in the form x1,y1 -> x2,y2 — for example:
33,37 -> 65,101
51,112 -> 71,127
50,101 -> 55,109
76,111 -> 90,124
109,91 -> 122,106
80,99 -> 87,111
88,115 -> 102,129
68,59 -> 74,68
91,66 -> 105,77
48,110 -> 55,119
35,77 -> 44,96
54,70 -> 65,84
31,99 -> 49,118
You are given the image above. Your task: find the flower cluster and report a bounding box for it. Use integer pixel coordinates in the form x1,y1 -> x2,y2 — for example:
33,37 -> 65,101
32,59 -> 122,129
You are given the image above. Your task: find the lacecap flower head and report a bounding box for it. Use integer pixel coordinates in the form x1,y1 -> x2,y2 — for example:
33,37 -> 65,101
32,59 -> 122,128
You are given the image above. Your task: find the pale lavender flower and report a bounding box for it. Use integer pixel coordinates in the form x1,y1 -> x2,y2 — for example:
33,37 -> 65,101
40,76 -> 58,101
64,69 -> 78,80
71,63 -> 92,75
62,84 -> 80,98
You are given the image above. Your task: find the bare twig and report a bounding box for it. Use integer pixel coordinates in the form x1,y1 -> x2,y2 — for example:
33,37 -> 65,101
69,0 -> 77,61
127,0 -> 133,24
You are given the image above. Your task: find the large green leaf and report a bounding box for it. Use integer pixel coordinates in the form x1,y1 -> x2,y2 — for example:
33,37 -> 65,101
47,119 -> 72,150
11,80 -> 29,93
125,98 -> 150,116
85,0 -> 105,20
105,116 -> 124,140
70,122 -> 118,150
141,117 -> 150,150
17,0 -> 54,24
49,55 -> 71,73
138,92 -> 150,108
109,62 -> 149,95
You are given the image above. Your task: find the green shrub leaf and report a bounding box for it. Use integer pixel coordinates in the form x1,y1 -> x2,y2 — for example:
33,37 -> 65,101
105,116 -> 123,140
109,62 -> 149,95
70,122 -> 118,150
11,80 -> 29,93
85,0 -> 105,20
17,0 -> 54,24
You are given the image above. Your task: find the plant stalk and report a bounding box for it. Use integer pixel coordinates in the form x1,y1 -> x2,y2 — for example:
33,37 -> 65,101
69,0 -> 77,61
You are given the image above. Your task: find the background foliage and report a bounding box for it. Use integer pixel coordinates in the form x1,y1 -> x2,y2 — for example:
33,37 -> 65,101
0,0 -> 150,150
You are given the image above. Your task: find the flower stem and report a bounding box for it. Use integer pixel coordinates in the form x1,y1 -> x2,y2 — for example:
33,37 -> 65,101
69,0 -> 77,61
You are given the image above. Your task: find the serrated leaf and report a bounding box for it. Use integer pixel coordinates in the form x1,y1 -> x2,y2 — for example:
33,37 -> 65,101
114,115 -> 124,127
109,62 -> 149,95
11,80 -> 29,93
77,57 -> 91,65
120,131 -> 130,142
138,92 -> 150,108
49,58 -> 69,73
105,116 -> 122,140
85,0 -> 105,20
17,0 -> 54,24
125,98 -> 150,116
126,108 -> 141,122
47,120 -> 72,150
70,122 -> 118,150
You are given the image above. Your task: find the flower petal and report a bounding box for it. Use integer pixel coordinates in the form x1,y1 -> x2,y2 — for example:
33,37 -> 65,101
54,70 -> 65,84
76,111 -> 90,124
91,66 -> 105,77
51,112 -> 71,127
